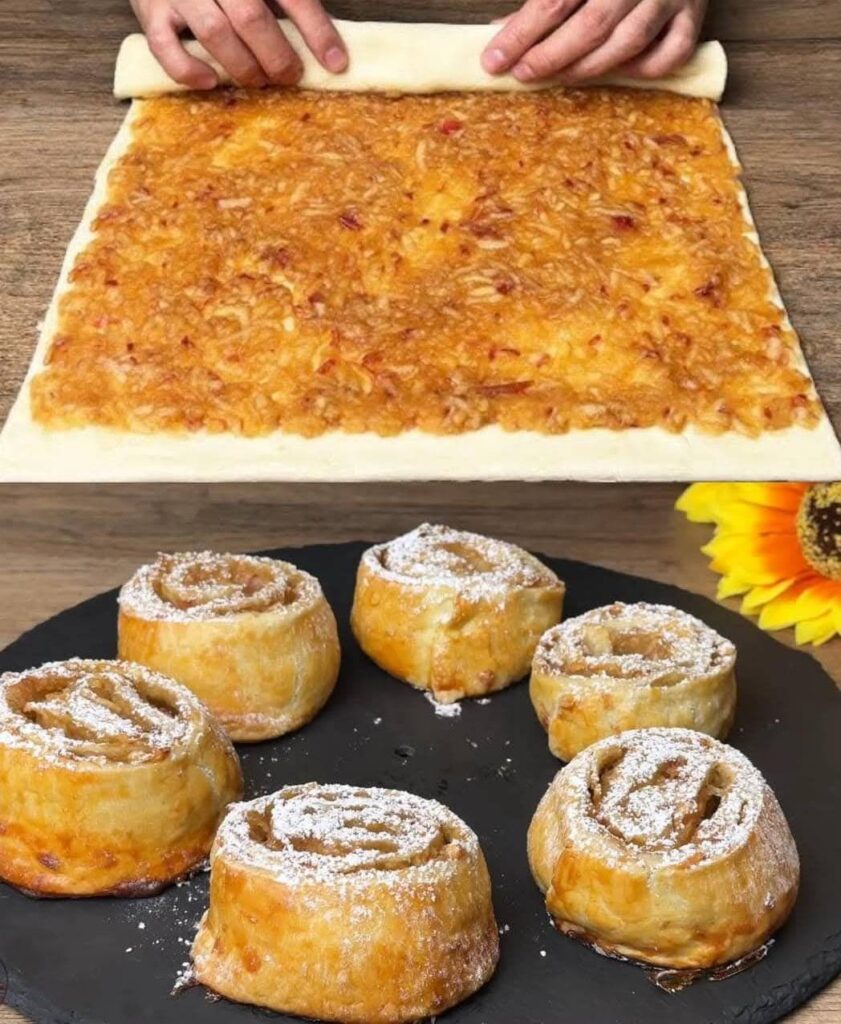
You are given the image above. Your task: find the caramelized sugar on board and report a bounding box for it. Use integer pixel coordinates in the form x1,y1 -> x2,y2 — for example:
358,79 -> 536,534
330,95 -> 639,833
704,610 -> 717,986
31,88 -> 820,438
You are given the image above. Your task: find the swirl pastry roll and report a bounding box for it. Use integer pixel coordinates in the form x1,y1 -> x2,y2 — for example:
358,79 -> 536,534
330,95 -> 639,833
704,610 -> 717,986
0,659 -> 242,897
118,552 -> 340,741
528,728 -> 799,970
531,602 -> 736,761
351,524 -> 564,702
192,783 -> 499,1023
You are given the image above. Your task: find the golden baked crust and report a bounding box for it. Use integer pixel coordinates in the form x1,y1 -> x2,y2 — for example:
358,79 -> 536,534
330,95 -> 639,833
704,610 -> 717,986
30,89 -> 818,439
527,728 -> 799,969
192,783 -> 499,1023
0,658 -> 242,897
118,551 -> 340,742
351,523 -> 564,702
530,602 -> 736,760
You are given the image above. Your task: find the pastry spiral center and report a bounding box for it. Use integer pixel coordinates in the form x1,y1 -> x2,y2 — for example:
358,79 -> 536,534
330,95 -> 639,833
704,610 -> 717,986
6,662 -> 185,764
249,787 -> 451,874
588,736 -> 746,853
539,603 -> 733,685
154,552 -> 294,614
379,523 -> 549,589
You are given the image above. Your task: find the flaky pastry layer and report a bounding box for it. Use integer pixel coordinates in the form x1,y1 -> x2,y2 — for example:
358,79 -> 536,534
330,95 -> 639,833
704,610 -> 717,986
192,784 -> 499,1022
0,659 -> 242,896
118,552 -> 340,742
530,602 -> 737,760
528,727 -> 799,969
351,524 -> 564,702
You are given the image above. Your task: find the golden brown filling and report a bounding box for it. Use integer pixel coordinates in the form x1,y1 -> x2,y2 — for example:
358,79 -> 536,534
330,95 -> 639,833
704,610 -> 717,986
377,523 -> 553,589
153,552 -> 294,613
244,785 -> 452,874
539,602 -> 733,683
582,624 -> 674,661
6,661 -> 183,763
587,740 -> 745,853
31,88 -> 818,437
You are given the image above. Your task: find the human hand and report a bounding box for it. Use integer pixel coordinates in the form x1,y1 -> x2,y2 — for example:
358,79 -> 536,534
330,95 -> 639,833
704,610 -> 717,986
130,0 -> 347,90
482,0 -> 707,83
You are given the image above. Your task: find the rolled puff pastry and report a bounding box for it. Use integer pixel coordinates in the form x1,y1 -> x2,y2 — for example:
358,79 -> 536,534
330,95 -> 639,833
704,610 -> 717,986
118,551 -> 340,742
192,783 -> 499,1023
351,524 -> 564,702
114,22 -> 727,101
0,658 -> 242,897
528,727 -> 799,969
530,602 -> 736,761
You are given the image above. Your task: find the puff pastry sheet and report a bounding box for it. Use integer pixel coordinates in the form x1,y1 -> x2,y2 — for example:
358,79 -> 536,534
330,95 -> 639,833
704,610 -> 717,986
1,25 -> 839,482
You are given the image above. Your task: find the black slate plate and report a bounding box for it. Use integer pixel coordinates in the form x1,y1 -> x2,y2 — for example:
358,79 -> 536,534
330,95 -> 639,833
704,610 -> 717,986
1,542 -> 840,1024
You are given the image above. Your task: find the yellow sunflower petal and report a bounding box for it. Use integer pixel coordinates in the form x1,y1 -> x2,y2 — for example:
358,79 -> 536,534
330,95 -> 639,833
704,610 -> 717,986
717,575 -> 751,600
703,532 -> 809,584
793,578 -> 841,621
756,578 -> 817,630
741,576 -> 803,613
675,484 -> 738,523
730,483 -> 808,512
794,610 -> 838,646
712,502 -> 798,537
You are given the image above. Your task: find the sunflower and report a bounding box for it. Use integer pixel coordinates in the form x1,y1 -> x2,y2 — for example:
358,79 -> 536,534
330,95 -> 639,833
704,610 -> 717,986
676,483 -> 841,646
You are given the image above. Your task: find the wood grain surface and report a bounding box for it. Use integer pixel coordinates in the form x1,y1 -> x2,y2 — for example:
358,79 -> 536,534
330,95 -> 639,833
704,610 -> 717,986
0,481 -> 840,1022
0,0 -> 840,1021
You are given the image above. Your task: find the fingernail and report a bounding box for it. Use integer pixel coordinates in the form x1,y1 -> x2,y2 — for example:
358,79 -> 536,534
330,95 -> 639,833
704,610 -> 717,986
325,46 -> 347,73
513,62 -> 536,82
482,47 -> 507,73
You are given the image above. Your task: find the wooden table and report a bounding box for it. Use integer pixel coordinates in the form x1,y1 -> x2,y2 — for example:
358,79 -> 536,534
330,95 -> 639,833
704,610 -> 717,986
1,1 -> 840,1021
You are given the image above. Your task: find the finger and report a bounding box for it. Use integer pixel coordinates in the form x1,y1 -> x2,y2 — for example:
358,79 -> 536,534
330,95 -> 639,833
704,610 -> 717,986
178,0 -> 268,87
619,8 -> 699,78
482,0 -> 581,74
146,15 -> 218,88
558,0 -> 675,82
283,0 -> 348,73
217,0 -> 303,83
511,0 -> 638,81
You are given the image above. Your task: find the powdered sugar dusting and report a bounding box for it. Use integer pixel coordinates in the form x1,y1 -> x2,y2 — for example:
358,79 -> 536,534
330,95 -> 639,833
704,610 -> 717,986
563,728 -> 767,867
119,551 -> 324,622
535,602 -> 735,686
364,523 -> 560,598
425,692 -> 462,718
216,783 -> 479,889
0,659 -> 205,767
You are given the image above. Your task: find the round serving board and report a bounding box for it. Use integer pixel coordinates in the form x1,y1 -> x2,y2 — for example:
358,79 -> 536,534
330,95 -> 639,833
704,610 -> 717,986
1,543 -> 840,1024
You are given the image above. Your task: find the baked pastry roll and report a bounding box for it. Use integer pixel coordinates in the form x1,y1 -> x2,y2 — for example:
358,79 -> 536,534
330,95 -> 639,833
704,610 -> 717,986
0,658 -> 242,897
528,727 -> 799,970
192,783 -> 499,1023
530,602 -> 736,761
118,551 -> 340,742
351,523 -> 564,702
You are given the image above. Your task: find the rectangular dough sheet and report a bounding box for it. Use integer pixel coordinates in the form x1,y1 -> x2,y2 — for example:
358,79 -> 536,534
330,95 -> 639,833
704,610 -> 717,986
1,25 -> 839,482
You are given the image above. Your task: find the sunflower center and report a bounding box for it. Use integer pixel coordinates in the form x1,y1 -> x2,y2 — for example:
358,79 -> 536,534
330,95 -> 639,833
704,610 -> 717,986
796,483 -> 841,581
